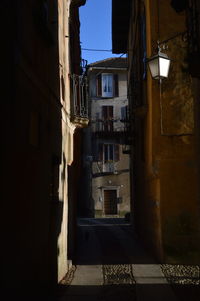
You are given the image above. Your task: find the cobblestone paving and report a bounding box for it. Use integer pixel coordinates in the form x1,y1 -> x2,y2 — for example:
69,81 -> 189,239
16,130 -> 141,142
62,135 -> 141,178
102,264 -> 135,285
161,264 -> 200,285
101,264 -> 136,301
59,265 -> 77,286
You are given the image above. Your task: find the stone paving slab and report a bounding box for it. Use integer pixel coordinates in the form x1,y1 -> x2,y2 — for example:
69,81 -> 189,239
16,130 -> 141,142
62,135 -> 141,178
71,265 -> 103,286
59,264 -> 178,301
63,265 -> 103,298
133,264 -> 168,284
59,221 -> 179,301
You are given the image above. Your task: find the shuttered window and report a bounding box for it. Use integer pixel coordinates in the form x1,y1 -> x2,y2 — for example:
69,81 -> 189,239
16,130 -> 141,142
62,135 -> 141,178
102,74 -> 113,97
96,73 -> 119,97
104,144 -> 114,162
101,143 -> 120,162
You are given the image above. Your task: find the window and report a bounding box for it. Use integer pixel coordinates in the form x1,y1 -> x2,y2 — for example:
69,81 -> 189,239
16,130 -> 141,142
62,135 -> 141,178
96,143 -> 119,162
103,144 -> 119,162
104,144 -> 114,162
96,73 -> 119,97
102,74 -> 113,97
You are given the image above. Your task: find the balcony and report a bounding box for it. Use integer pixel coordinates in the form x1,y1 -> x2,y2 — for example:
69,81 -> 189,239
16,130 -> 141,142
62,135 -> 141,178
103,161 -> 116,173
70,74 -> 89,127
92,161 -> 118,177
92,119 -> 127,137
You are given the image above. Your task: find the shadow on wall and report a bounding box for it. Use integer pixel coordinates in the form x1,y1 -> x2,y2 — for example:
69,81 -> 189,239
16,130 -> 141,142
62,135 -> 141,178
1,0 -> 64,297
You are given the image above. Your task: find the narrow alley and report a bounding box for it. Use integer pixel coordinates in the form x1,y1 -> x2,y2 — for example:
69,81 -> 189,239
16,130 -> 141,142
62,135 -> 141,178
57,218 -> 200,301
2,1 -> 200,300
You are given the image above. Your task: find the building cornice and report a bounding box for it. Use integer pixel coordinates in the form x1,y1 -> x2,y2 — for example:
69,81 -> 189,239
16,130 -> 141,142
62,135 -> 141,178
88,67 -> 127,71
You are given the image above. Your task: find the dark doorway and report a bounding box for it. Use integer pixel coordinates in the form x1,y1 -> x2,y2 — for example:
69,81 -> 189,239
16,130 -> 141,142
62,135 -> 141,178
104,189 -> 117,215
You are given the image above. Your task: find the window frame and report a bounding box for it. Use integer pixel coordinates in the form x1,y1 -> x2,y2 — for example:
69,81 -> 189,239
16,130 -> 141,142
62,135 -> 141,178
96,73 -> 119,98
103,143 -> 120,162
102,73 -> 114,97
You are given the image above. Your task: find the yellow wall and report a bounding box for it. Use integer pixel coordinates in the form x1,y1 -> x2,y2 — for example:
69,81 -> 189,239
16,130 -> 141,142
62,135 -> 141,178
128,0 -> 200,263
147,0 -> 200,263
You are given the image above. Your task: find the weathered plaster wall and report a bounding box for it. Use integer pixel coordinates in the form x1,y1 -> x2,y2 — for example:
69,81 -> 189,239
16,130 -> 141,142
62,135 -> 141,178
127,0 -> 200,263
92,144 -> 130,217
92,172 -> 130,217
88,67 -> 130,217
148,0 -> 200,262
1,0 -> 85,292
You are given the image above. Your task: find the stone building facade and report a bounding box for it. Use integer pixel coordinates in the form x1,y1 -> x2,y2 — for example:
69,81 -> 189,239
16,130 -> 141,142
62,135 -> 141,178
1,0 -> 88,295
84,58 -> 131,218
112,0 -> 200,263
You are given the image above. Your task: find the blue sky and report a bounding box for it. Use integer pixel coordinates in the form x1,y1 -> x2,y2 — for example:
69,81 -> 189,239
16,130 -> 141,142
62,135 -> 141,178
79,0 -> 124,64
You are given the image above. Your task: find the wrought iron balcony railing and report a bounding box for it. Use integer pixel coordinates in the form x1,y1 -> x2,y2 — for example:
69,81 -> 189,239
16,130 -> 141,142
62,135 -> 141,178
92,161 -> 118,175
92,119 -> 128,133
70,74 -> 89,122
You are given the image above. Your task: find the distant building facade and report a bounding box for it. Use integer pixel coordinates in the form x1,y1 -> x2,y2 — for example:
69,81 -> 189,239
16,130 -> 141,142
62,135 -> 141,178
83,58 -> 131,218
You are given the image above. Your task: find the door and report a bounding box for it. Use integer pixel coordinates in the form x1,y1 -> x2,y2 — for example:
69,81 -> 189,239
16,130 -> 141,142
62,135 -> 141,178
104,190 -> 117,215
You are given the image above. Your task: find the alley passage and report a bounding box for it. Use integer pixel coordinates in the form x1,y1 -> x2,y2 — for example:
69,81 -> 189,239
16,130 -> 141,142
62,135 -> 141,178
57,218 -> 189,301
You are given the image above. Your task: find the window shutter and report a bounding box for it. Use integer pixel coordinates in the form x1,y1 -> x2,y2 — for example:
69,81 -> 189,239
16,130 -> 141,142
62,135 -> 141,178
102,106 -> 113,131
102,106 -> 107,120
121,107 -> 125,121
121,106 -> 128,121
114,144 -> 120,161
92,141 -> 98,161
96,74 -> 102,97
102,106 -> 113,119
108,106 -> 113,119
98,143 -> 103,161
114,74 -> 119,97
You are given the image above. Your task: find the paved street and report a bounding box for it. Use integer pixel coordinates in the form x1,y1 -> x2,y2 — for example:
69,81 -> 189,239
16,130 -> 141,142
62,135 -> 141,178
58,218 -> 181,301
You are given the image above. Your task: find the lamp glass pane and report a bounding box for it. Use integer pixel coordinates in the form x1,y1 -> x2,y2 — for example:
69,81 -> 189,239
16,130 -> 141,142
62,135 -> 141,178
159,57 -> 170,78
148,57 -> 159,79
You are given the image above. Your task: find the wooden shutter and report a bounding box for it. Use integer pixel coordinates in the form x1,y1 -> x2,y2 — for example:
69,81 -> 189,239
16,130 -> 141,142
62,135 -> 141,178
108,106 -> 113,119
96,74 -> 102,97
114,144 -> 120,161
121,106 -> 128,121
102,106 -> 113,119
121,106 -> 125,121
92,141 -> 98,161
98,143 -> 103,161
102,106 -> 113,131
114,74 -> 119,97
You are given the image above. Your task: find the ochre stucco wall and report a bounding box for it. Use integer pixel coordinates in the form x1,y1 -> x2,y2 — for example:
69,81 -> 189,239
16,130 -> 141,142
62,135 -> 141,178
146,0 -> 200,263
127,0 -> 200,263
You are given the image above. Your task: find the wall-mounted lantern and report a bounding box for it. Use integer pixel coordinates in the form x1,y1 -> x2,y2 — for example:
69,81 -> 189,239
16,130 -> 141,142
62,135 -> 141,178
147,43 -> 171,82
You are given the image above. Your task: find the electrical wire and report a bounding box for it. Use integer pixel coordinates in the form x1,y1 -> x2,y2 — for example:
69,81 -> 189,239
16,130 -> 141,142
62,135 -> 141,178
82,48 -> 113,52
